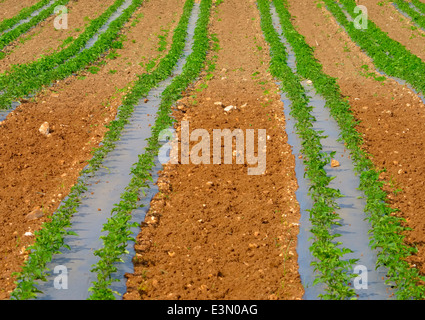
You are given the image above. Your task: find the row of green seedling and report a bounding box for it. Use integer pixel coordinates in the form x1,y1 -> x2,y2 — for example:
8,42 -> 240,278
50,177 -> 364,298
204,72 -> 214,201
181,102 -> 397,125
391,0 -> 425,28
0,0 -> 52,34
411,0 -> 425,15
0,0 -> 134,109
0,0 -> 70,53
0,0 -> 125,88
258,0 -> 358,300
8,0 -> 156,300
324,0 -> 425,96
280,0 -> 425,299
10,0 -> 198,300
88,0 -> 213,300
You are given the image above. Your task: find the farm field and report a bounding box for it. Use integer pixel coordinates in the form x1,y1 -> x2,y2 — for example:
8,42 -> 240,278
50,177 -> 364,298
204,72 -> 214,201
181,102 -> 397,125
1,0 -> 425,302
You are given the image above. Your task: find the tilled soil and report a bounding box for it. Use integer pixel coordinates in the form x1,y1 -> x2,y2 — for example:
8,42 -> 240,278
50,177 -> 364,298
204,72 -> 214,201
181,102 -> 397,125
124,0 -> 304,300
0,0 -> 40,22
0,0 -> 185,299
0,0 -> 117,73
287,0 -> 425,275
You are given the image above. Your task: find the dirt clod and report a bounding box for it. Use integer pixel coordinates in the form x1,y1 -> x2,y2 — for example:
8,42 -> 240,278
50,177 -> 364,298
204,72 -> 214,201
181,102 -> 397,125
38,122 -> 50,136
331,159 -> 340,168
25,207 -> 44,221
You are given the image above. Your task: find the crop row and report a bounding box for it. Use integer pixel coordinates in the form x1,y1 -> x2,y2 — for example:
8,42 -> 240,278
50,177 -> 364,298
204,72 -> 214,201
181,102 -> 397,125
325,0 -> 425,97
88,0 -> 214,300
9,0 -> 145,300
411,0 -> 425,15
10,0 -> 212,300
0,0 -> 70,54
0,0 -> 52,34
87,0 -> 210,300
0,0 -> 125,90
258,0 -> 358,299
309,0 -> 425,298
392,0 -> 425,28
0,0 -> 134,109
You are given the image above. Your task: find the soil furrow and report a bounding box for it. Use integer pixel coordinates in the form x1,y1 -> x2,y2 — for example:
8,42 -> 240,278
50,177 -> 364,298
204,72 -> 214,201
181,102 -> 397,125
287,0 -> 425,284
124,0 -> 304,300
0,0 -> 116,73
0,0 -> 185,300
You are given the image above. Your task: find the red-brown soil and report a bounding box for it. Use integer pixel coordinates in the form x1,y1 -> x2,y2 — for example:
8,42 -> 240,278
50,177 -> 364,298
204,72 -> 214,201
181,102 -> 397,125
0,0 -> 185,299
0,0 -> 117,73
123,0 -> 304,300
0,0 -> 40,22
287,0 -> 425,275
